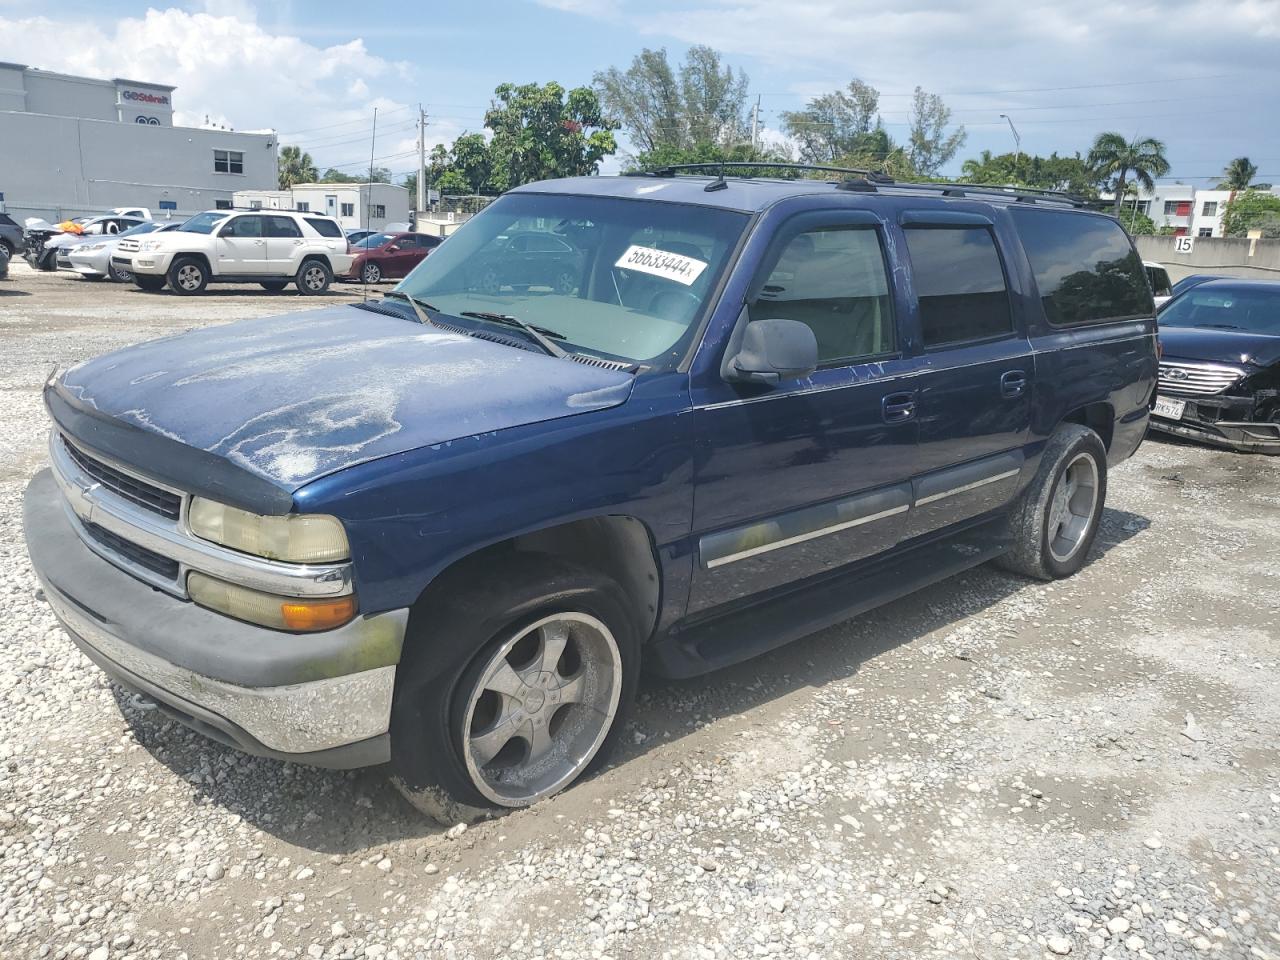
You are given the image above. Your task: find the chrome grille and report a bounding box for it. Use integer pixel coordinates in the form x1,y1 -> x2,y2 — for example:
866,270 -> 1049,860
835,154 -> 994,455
83,522 -> 179,580
116,238 -> 141,252
1158,360 -> 1245,397
61,436 -> 182,520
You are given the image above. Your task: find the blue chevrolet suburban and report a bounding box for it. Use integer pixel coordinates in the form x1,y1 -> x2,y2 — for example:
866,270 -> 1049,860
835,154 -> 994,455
23,165 -> 1158,822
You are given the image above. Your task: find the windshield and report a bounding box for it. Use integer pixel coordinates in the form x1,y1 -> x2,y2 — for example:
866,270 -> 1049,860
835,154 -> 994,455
1158,284 -> 1280,335
178,211 -> 229,234
118,222 -> 160,238
355,233 -> 396,248
396,192 -> 748,366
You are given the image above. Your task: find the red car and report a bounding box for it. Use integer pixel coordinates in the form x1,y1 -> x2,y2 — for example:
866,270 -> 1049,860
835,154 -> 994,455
347,232 -> 443,283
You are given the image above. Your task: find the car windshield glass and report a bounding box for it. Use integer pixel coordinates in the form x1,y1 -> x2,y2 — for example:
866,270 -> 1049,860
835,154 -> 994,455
178,212 -> 229,234
1158,285 -> 1280,334
118,222 -> 159,238
397,192 -> 748,366
356,233 -> 396,248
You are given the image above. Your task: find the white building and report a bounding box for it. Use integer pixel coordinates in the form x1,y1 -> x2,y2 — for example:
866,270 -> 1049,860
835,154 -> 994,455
1107,183 -> 1280,238
0,63 -> 276,222
232,183 -> 409,232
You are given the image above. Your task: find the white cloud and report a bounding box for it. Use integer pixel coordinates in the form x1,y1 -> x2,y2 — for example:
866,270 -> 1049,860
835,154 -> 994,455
0,8 -> 418,171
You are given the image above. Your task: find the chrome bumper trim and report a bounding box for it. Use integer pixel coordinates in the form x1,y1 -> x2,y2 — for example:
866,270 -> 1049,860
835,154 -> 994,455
49,432 -> 353,599
43,580 -> 399,753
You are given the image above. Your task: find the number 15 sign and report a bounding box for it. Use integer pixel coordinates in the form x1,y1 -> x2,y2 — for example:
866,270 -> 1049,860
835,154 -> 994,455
1174,236 -> 1195,254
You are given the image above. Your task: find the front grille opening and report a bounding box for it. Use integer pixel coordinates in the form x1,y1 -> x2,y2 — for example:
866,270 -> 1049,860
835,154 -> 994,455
83,522 -> 180,580
62,438 -> 182,520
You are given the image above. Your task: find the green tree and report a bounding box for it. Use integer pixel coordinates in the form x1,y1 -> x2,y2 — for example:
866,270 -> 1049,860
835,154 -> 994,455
907,87 -> 966,177
1087,133 -> 1170,214
594,46 -> 749,154
1217,156 -> 1258,191
781,80 -> 882,164
278,145 -> 318,188
484,82 -> 617,192
319,167 -> 390,184
1220,189 -> 1280,238
627,140 -> 792,175
959,150 -> 1100,195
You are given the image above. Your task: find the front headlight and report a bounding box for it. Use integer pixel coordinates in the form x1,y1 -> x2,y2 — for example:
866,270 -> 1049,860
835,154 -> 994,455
82,243 -> 106,252
187,498 -> 350,563
187,572 -> 357,631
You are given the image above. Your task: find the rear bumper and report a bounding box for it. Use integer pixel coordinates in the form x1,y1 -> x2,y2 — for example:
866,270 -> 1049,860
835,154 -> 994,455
1150,415 -> 1280,454
23,467 -> 406,767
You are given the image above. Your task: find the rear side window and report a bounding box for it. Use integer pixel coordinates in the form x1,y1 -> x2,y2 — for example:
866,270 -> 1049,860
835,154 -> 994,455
1011,209 -> 1153,324
266,215 -> 302,238
904,227 -> 1013,347
220,216 -> 263,238
750,226 -> 895,365
305,217 -> 343,238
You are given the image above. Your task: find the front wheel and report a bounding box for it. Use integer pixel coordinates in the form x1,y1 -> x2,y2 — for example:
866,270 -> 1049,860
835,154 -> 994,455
108,261 -> 132,283
296,259 -> 332,295
391,554 -> 638,824
167,257 -> 208,295
361,262 -> 382,284
998,423 -> 1107,580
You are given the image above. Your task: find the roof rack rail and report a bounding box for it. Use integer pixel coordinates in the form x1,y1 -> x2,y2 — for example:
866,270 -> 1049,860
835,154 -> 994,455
633,161 -> 890,179
221,205 -> 338,215
910,181 -> 1088,207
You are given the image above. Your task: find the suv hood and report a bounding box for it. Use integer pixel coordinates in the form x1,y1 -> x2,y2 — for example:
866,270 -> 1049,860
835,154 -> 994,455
1159,326 -> 1280,368
58,305 -> 635,490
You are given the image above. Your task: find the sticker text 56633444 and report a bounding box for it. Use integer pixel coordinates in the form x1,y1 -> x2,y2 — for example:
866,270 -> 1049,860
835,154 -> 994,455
614,245 -> 708,287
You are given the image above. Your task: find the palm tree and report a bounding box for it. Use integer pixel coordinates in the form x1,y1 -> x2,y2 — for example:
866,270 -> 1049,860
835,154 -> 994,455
1088,133 -> 1170,214
278,145 -> 318,189
1218,156 -> 1257,191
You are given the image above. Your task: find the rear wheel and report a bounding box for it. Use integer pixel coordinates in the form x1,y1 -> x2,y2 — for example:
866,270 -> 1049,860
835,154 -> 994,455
167,257 -> 208,295
296,258 -> 332,295
998,423 -> 1107,580
391,554 -> 638,824
133,274 -> 167,292
259,280 -> 289,292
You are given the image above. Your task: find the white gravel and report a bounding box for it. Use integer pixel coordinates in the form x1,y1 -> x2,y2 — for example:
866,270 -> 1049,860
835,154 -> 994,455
1,261 -> 1278,959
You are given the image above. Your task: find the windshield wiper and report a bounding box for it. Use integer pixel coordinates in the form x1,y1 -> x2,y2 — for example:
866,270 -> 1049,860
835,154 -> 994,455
459,311 -> 568,359
381,290 -> 441,326
1201,323 -> 1244,330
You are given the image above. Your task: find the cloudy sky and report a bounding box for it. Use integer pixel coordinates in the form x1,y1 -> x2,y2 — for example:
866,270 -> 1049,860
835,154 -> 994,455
2,0 -> 1278,185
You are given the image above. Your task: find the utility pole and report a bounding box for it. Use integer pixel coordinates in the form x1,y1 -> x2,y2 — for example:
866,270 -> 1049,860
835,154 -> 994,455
750,95 -> 761,154
416,104 -> 426,216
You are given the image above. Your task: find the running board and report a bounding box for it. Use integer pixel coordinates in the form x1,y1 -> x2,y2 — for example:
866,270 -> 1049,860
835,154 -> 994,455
648,519 -> 1009,679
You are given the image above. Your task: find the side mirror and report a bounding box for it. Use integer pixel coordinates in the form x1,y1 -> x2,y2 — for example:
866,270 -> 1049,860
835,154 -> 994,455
387,244 -> 400,252
725,318 -> 818,385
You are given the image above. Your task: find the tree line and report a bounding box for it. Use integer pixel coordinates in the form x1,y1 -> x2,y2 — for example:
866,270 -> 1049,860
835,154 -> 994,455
276,45 -> 1278,238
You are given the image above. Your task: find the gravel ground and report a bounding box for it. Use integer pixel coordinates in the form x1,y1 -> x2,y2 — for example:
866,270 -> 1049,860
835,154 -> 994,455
1,260 -> 1277,960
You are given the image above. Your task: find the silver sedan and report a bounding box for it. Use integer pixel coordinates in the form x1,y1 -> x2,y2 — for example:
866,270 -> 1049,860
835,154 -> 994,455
61,221 -> 181,281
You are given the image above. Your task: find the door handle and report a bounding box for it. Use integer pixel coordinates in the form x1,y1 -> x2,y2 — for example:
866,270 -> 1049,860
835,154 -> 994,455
1000,370 -> 1027,399
882,391 -> 916,423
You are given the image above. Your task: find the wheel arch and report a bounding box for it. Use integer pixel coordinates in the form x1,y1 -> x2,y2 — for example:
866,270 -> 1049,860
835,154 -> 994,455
1061,401 -> 1114,451
170,250 -> 212,276
400,514 -> 662,674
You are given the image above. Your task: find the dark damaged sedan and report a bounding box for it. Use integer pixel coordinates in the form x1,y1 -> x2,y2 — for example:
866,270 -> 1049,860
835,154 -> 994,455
1152,279 -> 1280,453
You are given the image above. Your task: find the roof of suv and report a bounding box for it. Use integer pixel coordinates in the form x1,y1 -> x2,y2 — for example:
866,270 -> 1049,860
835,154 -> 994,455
512,173 -> 1092,216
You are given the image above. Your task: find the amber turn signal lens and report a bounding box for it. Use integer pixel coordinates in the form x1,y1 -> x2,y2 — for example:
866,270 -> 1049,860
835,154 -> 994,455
188,572 -> 357,632
279,596 -> 358,632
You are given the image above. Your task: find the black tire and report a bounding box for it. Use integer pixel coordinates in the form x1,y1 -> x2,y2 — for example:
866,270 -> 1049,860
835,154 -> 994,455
390,553 -> 640,825
295,258 -> 332,295
167,256 -> 208,295
133,274 -> 167,292
361,262 -> 382,284
997,423 -> 1108,580
108,261 -> 132,283
259,280 -> 289,292
38,251 -> 56,272
0,240 -> 13,259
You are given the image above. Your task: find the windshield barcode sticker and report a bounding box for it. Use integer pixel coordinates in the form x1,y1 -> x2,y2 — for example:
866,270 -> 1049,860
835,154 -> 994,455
614,245 -> 708,286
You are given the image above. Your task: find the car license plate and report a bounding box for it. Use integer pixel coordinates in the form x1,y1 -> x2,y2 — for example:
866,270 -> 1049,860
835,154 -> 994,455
1153,396 -> 1186,420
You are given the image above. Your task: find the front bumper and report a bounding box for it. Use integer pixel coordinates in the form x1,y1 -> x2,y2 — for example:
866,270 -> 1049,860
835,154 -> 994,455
1150,414 -> 1280,453
23,467 -> 408,767
114,250 -> 173,275
63,248 -> 113,276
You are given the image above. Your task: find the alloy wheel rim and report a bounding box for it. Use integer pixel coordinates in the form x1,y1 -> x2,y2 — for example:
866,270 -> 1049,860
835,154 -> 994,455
461,612 -> 622,807
1046,452 -> 1099,563
364,264 -> 380,283
305,266 -> 325,290
178,265 -> 202,290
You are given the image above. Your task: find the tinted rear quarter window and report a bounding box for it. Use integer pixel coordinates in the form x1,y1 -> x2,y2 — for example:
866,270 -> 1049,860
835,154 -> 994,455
1012,209 -> 1153,324
304,217 -> 344,238
904,227 -> 1013,348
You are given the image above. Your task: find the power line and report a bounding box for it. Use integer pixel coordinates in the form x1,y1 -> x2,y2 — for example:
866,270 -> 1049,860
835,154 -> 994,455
756,74 -> 1238,99
276,104 -> 414,138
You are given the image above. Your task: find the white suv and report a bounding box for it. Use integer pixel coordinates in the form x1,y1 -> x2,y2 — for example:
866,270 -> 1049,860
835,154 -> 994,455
115,210 -> 353,295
